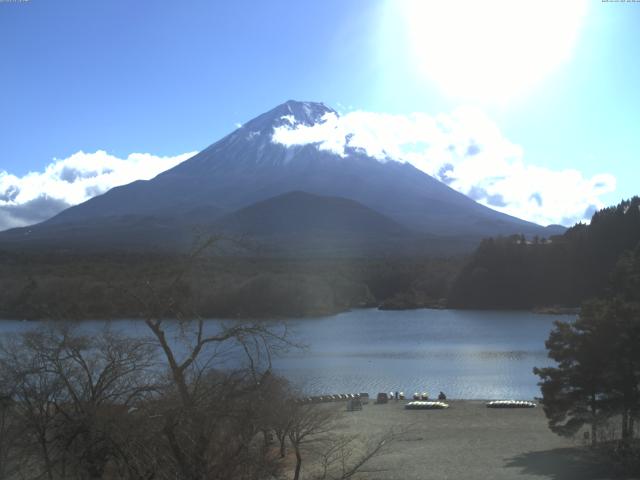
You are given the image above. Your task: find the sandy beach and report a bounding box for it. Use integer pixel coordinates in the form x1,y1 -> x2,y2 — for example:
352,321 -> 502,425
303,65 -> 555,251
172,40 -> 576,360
325,400 -> 620,480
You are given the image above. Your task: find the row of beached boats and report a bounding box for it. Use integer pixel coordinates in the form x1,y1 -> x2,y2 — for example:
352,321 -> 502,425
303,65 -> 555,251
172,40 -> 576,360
404,399 -> 537,410
297,393 -> 369,404
296,393 -> 536,410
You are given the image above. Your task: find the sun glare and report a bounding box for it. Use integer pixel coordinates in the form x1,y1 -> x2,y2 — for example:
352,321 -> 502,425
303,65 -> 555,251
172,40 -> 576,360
399,0 -> 587,103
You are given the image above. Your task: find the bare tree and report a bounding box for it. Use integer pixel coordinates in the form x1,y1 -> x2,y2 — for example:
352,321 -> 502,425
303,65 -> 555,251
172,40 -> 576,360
313,430 -> 400,480
287,403 -> 340,480
285,401 -> 403,480
0,392 -> 19,480
125,235 -> 295,479
0,329 -> 67,480
0,323 -> 158,480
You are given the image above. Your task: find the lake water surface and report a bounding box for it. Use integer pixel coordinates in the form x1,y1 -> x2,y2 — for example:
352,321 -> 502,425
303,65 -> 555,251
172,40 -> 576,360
273,309 -> 573,399
0,309 -> 573,400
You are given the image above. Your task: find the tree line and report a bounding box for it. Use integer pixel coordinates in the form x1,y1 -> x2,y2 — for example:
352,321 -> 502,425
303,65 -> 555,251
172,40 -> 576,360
0,250 -> 461,320
449,197 -> 640,309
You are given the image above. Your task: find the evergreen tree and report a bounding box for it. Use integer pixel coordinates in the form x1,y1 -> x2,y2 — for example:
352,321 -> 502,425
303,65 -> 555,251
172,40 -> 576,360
534,300 -> 614,445
535,245 -> 640,446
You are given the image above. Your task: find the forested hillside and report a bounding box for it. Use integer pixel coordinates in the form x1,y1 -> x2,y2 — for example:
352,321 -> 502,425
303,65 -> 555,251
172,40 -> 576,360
0,252 -> 461,320
449,197 -> 640,309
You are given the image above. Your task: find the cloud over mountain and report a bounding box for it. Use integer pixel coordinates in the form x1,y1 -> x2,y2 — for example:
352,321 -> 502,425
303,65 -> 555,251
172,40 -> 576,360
0,150 -> 195,230
272,107 -> 616,226
0,105 -> 617,232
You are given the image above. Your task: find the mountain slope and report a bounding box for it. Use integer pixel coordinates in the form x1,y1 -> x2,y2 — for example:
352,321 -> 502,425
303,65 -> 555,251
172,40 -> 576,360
0,100 -> 563,253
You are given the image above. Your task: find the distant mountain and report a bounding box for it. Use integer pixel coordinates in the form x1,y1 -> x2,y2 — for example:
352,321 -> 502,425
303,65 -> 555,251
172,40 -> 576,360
217,191 -> 409,237
0,100 -> 564,254
213,191 -> 419,256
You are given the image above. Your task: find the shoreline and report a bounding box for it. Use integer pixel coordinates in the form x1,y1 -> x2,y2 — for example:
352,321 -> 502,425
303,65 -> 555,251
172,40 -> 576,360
0,304 -> 581,322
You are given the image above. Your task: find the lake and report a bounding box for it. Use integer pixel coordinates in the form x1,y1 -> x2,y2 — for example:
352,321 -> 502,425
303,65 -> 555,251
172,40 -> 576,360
272,308 -> 574,399
0,309 -> 573,400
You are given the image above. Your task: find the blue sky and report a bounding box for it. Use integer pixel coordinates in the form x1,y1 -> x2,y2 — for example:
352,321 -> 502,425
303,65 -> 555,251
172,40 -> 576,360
0,0 -> 638,229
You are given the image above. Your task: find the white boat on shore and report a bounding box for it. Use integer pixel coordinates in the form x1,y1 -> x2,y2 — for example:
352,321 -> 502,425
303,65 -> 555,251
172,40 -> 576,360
405,401 -> 449,410
486,400 -> 536,408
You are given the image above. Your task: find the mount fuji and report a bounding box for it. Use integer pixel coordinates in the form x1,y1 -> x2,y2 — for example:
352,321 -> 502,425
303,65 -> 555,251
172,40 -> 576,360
0,100 -> 564,254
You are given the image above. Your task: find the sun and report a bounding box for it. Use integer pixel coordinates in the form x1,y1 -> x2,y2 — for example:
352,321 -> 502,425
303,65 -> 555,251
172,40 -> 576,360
397,0 -> 587,103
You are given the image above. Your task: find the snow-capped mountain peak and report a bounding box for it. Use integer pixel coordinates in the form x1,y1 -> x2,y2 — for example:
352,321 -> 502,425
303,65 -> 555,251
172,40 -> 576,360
241,100 -> 336,134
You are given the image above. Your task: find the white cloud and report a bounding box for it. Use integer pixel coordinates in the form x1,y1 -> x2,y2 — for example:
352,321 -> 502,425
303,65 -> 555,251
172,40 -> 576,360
272,108 -> 616,226
0,150 -> 195,231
